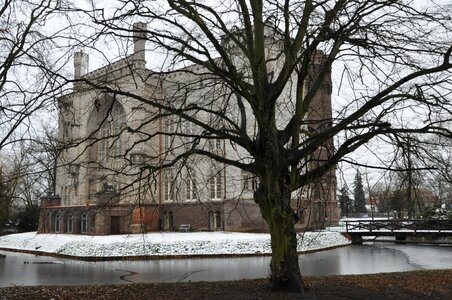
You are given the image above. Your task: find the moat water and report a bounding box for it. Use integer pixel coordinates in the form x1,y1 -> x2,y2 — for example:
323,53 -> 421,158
0,244 -> 451,287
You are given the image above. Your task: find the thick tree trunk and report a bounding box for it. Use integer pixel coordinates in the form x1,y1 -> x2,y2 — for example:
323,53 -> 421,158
256,184 -> 303,292
253,121 -> 303,292
268,207 -> 303,292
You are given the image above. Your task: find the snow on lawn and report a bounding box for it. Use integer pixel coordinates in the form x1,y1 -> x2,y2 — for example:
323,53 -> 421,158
0,231 -> 350,258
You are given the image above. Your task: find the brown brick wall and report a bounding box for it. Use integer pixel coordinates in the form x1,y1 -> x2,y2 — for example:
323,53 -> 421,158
161,202 -> 223,231
39,204 -> 164,234
40,196 -> 61,208
131,206 -> 160,233
223,199 -> 268,232
39,199 -> 338,235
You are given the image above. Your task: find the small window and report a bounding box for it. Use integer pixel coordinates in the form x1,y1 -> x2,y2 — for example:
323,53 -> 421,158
215,139 -> 222,150
130,153 -> 144,164
242,171 -> 257,192
209,139 -> 223,151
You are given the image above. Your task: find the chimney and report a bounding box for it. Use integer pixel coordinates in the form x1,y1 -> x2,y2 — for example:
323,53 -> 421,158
74,51 -> 89,80
133,22 -> 147,61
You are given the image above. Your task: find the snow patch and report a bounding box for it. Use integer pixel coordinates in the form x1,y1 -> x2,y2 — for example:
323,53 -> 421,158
0,231 -> 350,258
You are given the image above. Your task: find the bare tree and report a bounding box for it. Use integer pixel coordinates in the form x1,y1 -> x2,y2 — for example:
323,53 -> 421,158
10,132 -> 58,209
0,129 -> 57,230
0,1 -> 70,231
421,133 -> 452,208
20,0 -> 452,292
0,166 -> 13,225
0,0 -> 67,150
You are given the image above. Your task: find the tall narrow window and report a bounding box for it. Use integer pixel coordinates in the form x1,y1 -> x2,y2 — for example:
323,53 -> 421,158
100,126 -> 110,163
65,186 -> 70,204
54,213 -> 61,233
87,98 -> 125,165
209,210 -> 222,230
164,117 -> 174,150
185,170 -> 197,201
112,103 -> 124,158
163,211 -> 173,230
215,211 -> 221,230
67,213 -> 74,233
163,171 -> 174,202
114,122 -> 122,157
209,171 -> 222,200
64,121 -> 71,138
81,213 -> 88,233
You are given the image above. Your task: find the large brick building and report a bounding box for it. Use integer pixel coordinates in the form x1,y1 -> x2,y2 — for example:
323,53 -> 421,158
39,23 -> 339,235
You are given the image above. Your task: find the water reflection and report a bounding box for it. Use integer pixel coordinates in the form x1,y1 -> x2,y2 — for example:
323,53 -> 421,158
299,246 -> 417,276
1,244 -> 451,287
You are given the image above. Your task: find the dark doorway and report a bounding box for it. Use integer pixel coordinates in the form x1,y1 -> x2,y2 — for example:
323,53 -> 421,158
110,216 -> 121,234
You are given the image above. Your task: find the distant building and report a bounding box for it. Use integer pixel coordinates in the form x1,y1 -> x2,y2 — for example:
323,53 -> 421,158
39,23 -> 339,235
368,187 -> 441,217
417,188 -> 441,208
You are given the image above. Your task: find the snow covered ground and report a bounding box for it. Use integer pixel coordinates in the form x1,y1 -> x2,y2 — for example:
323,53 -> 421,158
0,231 -> 350,258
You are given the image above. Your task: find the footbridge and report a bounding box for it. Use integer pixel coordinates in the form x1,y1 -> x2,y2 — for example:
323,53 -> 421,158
342,219 -> 452,244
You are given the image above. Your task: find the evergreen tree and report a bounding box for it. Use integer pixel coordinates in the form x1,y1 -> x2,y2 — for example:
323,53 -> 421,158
353,171 -> 367,214
339,186 -> 353,217
14,203 -> 40,232
389,189 -> 407,218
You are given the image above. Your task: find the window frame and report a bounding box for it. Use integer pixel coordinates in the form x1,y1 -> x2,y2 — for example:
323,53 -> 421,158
163,171 -> 174,202
185,173 -> 197,201
164,117 -> 175,151
81,213 -> 88,233
209,171 -> 222,200
67,213 -> 74,233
